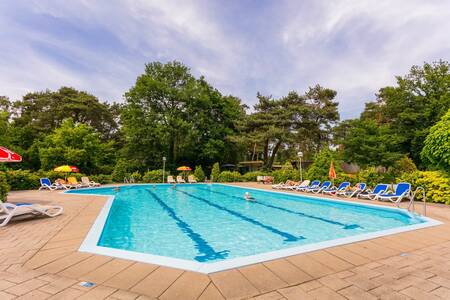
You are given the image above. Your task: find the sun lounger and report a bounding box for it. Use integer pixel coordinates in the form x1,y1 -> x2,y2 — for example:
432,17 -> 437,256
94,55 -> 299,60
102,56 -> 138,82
67,177 -> 83,188
81,177 -> 100,187
358,184 -> 388,200
0,202 -> 63,227
176,176 -> 186,183
188,175 -> 197,183
167,176 -> 176,184
309,181 -> 332,193
376,182 -> 411,204
39,178 -> 68,191
322,182 -> 350,195
340,183 -> 366,197
282,180 -> 308,190
297,180 -> 320,192
272,180 -> 290,189
290,180 -> 310,191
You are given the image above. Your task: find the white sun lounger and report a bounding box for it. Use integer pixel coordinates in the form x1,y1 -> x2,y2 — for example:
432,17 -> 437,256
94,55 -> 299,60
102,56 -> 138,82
0,202 -> 63,227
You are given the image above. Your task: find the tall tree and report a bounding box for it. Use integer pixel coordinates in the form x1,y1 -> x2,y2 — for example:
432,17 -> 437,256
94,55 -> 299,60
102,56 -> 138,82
421,109 -> 450,172
121,61 -> 245,170
12,87 -> 119,140
238,85 -> 339,169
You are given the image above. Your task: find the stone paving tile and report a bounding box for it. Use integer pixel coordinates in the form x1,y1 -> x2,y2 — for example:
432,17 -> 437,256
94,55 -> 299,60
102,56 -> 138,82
110,289 -> 141,300
197,283 -> 225,300
0,279 -> 15,290
431,286 -> 450,298
250,291 -> 285,300
263,259 -> 312,285
278,285 -> 313,299
130,267 -> 184,298
325,247 -> 371,266
338,285 -> 378,299
238,264 -> 287,293
307,285 -> 347,299
399,286 -> 441,300
104,263 -> 158,290
0,291 -> 16,300
210,269 -> 260,299
286,254 -> 334,278
307,251 -> 354,272
16,289 -> 52,300
318,274 -> 352,291
58,254 -> 112,279
159,271 -> 210,300
5,278 -> 47,296
77,285 -> 117,300
81,259 -> 134,284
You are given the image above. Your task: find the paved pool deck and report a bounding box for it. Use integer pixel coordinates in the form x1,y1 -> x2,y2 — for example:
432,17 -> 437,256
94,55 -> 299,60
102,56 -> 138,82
1,182 -> 450,299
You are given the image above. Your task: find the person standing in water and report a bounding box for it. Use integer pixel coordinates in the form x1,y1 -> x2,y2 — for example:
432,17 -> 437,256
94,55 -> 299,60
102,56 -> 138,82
245,192 -> 256,202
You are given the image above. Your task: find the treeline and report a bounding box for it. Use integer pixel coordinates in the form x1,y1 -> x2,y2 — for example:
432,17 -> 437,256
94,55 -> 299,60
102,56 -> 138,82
0,60 -> 449,178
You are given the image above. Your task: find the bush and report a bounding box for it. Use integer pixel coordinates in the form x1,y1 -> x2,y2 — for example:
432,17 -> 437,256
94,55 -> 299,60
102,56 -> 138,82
142,170 -> 165,183
211,162 -> 220,182
272,169 -> 299,184
421,109 -> 450,172
193,165 -> 205,182
357,167 -> 395,188
112,159 -> 130,182
242,171 -> 269,182
389,155 -> 417,177
306,148 -> 343,182
217,171 -> 242,182
398,170 -> 450,204
89,174 -> 113,184
0,172 -> 10,202
5,169 -> 41,190
130,171 -> 142,182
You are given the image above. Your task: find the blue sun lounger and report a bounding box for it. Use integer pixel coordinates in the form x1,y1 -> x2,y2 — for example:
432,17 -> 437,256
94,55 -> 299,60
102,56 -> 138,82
341,183 -> 366,197
377,182 -> 411,205
358,184 -> 388,200
323,182 -> 350,195
297,180 -> 320,192
309,181 -> 331,194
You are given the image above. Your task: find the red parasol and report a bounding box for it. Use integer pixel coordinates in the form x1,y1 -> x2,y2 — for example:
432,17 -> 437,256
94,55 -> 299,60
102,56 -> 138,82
0,146 -> 22,163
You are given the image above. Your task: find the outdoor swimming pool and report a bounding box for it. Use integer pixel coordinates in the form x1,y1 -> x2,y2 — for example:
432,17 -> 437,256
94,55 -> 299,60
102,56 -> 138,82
69,184 -> 440,273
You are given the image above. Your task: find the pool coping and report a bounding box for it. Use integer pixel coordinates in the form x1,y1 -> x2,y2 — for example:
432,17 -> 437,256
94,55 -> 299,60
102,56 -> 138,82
73,184 -> 443,274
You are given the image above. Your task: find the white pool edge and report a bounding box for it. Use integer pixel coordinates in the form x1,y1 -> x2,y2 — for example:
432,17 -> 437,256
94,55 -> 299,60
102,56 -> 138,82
75,184 -> 443,274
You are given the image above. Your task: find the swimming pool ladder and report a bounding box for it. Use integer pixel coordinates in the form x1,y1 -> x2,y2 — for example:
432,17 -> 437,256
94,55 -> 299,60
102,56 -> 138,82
407,186 -> 427,216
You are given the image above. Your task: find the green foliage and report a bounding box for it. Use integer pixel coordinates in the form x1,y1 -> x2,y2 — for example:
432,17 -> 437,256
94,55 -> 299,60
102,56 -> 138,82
238,86 -> 339,169
4,170 -> 41,190
421,109 -> 450,172
357,167 -> 395,188
89,174 -> 113,184
241,171 -> 269,182
142,170 -> 165,183
121,61 -> 245,170
112,159 -> 130,182
398,171 -> 450,204
217,171 -> 242,182
193,166 -> 205,182
38,119 -> 115,174
130,171 -> 142,182
211,162 -> 220,182
271,169 -> 299,184
336,119 -> 403,167
305,148 -> 342,182
0,172 -> 10,202
389,155 -> 417,177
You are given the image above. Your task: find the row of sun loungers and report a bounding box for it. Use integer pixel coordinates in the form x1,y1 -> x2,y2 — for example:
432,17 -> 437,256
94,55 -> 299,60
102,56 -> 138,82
167,175 -> 197,184
39,177 -> 100,191
272,180 -> 412,204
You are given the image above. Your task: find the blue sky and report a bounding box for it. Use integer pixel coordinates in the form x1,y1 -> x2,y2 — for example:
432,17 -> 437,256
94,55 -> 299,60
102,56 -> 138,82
1,1 -> 449,119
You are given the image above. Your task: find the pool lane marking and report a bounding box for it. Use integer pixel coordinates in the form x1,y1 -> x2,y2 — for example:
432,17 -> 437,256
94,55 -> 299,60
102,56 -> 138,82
198,187 -> 361,230
146,190 -> 229,262
175,189 -> 304,242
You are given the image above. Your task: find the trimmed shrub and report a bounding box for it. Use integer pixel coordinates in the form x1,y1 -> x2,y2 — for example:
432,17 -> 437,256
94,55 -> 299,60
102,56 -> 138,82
89,174 -> 113,184
5,169 -> 41,190
306,148 -> 343,182
0,172 -> 10,202
242,171 -> 269,182
211,162 -> 220,182
217,171 -> 242,182
143,170 -> 165,183
130,171 -> 142,182
194,166 -> 205,182
271,169 -> 299,184
112,159 -> 130,182
398,170 -> 450,204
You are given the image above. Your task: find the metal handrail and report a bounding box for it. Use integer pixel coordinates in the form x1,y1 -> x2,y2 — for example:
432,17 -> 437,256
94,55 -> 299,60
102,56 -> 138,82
408,186 -> 427,216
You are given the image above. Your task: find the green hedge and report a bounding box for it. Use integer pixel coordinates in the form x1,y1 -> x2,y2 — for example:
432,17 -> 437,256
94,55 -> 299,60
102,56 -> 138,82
398,170 -> 450,204
143,169 -> 165,183
241,171 -> 269,182
217,171 -> 242,182
0,172 -> 10,202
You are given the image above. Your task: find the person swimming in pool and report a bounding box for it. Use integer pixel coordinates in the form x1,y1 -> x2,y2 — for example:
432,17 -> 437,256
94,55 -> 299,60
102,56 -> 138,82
244,192 -> 256,202
113,186 -> 120,192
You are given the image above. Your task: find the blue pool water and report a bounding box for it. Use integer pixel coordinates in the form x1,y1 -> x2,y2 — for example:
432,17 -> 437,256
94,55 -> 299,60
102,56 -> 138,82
69,184 -> 426,264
